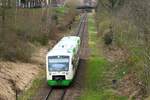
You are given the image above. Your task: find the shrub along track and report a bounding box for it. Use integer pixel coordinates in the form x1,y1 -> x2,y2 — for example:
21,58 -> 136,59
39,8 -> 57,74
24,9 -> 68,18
33,13 -> 89,100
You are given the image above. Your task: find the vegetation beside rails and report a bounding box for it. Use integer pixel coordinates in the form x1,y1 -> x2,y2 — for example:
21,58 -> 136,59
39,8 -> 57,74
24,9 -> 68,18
0,6 -> 77,62
80,14 -> 128,100
18,69 -> 45,100
55,7 -> 69,14
95,0 -> 150,99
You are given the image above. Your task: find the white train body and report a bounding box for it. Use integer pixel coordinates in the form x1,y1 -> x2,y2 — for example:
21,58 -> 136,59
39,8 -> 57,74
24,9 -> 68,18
46,36 -> 80,86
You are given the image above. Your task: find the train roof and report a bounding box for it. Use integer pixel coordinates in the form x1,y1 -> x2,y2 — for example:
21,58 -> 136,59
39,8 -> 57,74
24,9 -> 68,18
61,36 -> 80,41
47,36 -> 80,57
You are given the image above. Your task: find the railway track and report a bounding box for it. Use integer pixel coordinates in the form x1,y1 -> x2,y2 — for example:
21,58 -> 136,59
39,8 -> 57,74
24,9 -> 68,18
44,13 -> 88,100
44,88 -> 53,100
75,13 -> 88,37
44,88 -> 67,100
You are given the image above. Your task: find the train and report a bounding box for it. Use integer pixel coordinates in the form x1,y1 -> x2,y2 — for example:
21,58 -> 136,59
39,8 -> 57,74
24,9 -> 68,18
46,36 -> 81,86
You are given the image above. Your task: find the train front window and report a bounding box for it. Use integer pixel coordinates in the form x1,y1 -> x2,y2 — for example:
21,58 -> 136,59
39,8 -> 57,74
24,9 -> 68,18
48,56 -> 69,71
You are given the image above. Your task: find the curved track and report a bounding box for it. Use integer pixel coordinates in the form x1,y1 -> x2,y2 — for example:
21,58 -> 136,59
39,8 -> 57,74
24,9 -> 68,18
33,13 -> 88,100
44,13 -> 87,100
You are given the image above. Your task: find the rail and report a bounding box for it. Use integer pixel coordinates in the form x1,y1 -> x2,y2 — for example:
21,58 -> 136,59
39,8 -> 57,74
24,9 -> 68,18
45,12 -> 87,100
44,88 -> 67,100
75,13 -> 87,36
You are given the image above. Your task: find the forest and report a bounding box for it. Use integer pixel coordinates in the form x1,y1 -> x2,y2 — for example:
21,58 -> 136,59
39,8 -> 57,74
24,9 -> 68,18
96,0 -> 150,99
0,0 -> 77,62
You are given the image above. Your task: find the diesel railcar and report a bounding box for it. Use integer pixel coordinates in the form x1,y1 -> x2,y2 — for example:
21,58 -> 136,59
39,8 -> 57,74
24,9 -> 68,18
46,36 -> 81,86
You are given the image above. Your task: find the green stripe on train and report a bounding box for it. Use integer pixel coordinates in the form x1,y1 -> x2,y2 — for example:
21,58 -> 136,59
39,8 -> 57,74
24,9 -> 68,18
47,80 -> 72,86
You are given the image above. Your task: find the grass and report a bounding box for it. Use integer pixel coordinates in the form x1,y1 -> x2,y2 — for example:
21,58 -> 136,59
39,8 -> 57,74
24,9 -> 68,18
80,90 -> 128,100
79,14 -> 128,100
95,2 -> 150,99
114,62 -> 130,80
54,6 -> 69,22
55,6 -> 68,14
18,69 -> 45,100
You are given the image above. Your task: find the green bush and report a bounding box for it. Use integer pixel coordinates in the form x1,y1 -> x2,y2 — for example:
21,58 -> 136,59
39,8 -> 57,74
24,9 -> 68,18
103,32 -> 113,45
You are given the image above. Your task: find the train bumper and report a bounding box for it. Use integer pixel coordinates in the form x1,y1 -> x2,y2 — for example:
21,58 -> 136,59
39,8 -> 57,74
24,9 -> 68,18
47,80 -> 72,86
